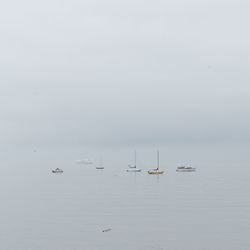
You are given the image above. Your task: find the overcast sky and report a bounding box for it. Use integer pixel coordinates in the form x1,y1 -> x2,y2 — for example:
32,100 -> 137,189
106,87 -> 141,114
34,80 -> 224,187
0,0 -> 250,149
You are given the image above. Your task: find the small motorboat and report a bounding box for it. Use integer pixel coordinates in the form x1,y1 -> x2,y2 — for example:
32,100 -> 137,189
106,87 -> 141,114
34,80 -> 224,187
176,166 -> 196,172
148,150 -> 164,175
52,168 -> 63,173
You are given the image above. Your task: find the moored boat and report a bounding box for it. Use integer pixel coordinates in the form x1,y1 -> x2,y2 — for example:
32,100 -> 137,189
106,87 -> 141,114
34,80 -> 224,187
128,164 -> 136,169
126,168 -> 142,172
148,169 -> 164,174
176,166 -> 196,172
148,150 -> 164,175
96,157 -> 104,169
126,151 -> 142,172
52,168 -> 63,173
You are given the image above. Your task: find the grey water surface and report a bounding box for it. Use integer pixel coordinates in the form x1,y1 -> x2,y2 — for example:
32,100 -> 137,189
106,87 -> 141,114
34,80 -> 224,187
0,148 -> 249,250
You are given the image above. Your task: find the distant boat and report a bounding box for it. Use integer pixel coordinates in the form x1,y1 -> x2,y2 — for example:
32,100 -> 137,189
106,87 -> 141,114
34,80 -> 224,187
96,157 -> 104,169
127,168 -> 141,172
148,150 -> 164,175
52,168 -> 63,173
126,151 -> 142,172
76,158 -> 93,165
128,164 -> 136,169
176,166 -> 196,172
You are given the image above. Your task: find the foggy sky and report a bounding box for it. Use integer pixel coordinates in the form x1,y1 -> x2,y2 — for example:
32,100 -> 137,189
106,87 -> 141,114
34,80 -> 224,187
0,0 -> 250,148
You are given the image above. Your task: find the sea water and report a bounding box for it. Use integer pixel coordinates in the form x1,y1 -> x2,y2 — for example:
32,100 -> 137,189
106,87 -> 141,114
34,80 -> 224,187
0,146 -> 249,250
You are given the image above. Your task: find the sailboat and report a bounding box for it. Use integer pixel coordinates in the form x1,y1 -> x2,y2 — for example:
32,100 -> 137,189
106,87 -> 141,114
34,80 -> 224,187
96,157 -> 104,169
126,151 -> 142,172
148,150 -> 164,174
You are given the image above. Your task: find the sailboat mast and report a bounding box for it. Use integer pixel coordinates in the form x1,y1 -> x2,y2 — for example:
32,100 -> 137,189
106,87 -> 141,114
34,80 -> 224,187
134,150 -> 137,168
157,150 -> 159,170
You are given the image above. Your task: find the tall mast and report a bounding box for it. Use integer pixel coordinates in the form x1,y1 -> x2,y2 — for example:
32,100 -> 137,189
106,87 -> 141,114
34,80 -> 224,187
134,150 -> 137,168
157,150 -> 159,170
100,156 -> 102,168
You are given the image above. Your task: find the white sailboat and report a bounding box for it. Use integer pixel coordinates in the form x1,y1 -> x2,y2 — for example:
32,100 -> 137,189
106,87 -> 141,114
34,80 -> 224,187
148,150 -> 164,175
126,151 -> 142,172
96,157 -> 104,169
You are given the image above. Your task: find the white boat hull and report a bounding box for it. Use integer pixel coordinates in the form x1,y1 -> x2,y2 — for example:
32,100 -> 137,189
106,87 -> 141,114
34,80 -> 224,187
148,170 -> 164,175
176,169 -> 196,172
126,169 -> 142,172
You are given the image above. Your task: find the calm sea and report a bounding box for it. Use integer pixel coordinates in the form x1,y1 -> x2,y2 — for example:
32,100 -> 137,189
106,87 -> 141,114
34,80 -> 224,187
0,147 -> 249,250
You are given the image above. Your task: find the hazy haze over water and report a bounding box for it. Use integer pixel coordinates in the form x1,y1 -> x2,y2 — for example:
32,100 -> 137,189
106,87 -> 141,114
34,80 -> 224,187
1,0 -> 250,149
0,0 -> 250,249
